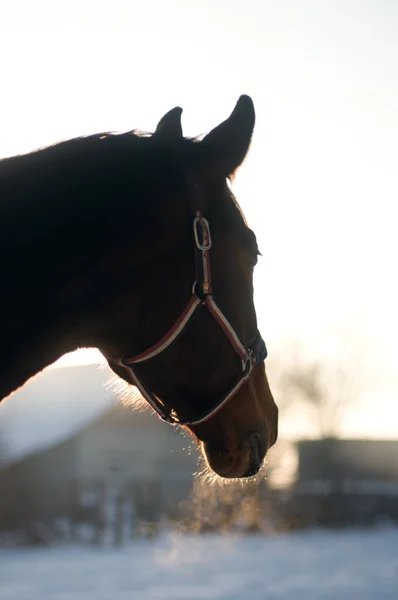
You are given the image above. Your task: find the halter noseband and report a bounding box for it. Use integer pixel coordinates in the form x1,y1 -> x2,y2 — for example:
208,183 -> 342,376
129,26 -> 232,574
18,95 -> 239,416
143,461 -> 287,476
111,212 -> 267,427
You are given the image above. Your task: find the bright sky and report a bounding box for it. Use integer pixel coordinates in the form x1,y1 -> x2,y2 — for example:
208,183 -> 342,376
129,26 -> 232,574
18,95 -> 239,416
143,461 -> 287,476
1,0 -> 397,439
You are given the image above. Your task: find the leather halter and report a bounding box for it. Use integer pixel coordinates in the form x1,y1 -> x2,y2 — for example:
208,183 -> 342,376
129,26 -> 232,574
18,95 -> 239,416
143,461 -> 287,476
111,213 -> 268,426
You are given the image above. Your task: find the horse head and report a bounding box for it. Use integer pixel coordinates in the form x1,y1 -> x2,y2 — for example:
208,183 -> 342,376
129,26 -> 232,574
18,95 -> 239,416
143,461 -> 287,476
98,96 -> 278,478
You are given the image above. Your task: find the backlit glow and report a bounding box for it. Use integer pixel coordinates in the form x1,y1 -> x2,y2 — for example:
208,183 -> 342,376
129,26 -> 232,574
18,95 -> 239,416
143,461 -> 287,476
1,0 -> 397,439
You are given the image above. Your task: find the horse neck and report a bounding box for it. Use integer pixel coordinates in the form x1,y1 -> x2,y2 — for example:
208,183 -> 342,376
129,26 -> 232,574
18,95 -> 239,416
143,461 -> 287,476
0,141 -> 137,400
0,134 -> 191,401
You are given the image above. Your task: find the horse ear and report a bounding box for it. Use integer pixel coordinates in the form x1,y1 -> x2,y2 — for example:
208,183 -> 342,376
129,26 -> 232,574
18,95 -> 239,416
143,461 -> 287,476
200,95 -> 255,177
154,107 -> 183,137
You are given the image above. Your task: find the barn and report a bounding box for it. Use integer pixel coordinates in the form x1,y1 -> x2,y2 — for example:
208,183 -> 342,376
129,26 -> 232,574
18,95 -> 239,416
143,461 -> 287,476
0,364 -> 198,541
287,438 -> 398,527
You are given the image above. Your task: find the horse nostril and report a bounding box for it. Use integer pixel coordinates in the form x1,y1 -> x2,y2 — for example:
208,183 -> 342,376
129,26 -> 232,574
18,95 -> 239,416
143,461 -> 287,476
247,432 -> 267,471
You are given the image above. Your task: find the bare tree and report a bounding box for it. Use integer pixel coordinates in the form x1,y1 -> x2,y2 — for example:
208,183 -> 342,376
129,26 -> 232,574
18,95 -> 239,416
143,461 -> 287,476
283,360 -> 356,439
271,322 -> 369,441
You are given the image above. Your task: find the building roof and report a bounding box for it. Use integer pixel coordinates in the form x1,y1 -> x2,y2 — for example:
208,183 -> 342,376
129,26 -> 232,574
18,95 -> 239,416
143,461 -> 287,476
0,364 -> 117,465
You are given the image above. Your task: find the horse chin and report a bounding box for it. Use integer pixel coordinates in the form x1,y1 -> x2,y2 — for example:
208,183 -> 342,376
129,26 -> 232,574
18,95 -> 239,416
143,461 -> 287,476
201,431 -> 268,479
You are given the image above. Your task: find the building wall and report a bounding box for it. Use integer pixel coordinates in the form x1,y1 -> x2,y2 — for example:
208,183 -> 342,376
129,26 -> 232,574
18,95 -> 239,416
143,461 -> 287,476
75,406 -> 198,485
0,436 -> 77,528
297,439 -> 398,483
73,406 -> 199,520
0,405 -> 199,529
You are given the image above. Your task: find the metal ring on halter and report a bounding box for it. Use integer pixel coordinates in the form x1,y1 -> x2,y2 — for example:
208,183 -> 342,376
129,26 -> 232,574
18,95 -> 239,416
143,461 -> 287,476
193,217 -> 212,251
242,349 -> 253,372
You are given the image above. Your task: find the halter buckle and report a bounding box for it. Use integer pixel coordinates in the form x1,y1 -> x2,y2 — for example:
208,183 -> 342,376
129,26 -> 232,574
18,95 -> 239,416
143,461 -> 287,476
193,217 -> 212,251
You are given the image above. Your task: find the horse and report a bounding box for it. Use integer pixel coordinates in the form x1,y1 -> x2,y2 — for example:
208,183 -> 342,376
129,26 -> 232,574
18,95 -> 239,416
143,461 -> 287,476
0,95 -> 278,478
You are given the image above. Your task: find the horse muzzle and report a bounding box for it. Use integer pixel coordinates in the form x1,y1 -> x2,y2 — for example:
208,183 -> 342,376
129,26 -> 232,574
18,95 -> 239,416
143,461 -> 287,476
202,429 -> 269,479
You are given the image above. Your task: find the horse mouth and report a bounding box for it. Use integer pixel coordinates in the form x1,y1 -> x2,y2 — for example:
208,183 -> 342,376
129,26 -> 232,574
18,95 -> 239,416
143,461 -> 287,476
202,431 -> 269,479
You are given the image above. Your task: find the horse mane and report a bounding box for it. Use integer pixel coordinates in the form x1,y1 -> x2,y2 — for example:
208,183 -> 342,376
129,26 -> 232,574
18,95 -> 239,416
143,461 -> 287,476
0,128 -> 248,241
0,129 -> 187,184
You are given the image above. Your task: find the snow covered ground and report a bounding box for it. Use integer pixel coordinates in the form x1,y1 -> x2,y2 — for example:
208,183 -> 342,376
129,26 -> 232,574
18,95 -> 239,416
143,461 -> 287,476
0,528 -> 397,600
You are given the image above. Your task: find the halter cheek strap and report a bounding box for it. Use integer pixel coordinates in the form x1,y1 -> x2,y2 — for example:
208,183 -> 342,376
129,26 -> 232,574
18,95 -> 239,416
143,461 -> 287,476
110,212 -> 267,426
